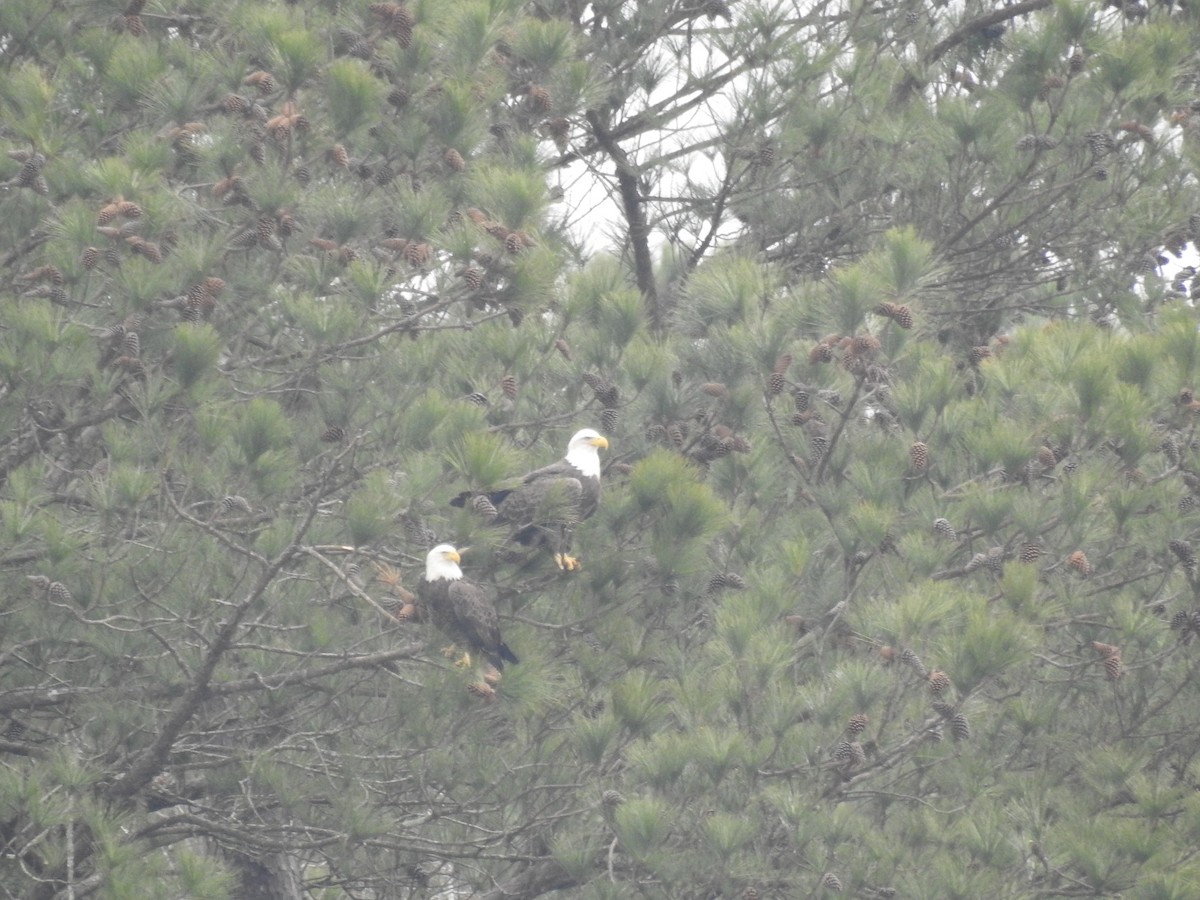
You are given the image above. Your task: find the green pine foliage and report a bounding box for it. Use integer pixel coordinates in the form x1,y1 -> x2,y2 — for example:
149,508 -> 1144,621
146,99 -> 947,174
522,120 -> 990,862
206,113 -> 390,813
4,0 -> 1200,897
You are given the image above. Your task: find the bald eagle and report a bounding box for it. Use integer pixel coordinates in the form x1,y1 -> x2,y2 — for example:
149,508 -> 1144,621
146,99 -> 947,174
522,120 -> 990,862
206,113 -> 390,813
452,429 -> 608,570
418,544 -> 518,671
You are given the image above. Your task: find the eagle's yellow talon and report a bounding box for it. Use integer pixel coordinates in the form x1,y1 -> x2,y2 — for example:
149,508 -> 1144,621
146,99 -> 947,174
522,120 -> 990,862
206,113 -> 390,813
441,645 -> 472,668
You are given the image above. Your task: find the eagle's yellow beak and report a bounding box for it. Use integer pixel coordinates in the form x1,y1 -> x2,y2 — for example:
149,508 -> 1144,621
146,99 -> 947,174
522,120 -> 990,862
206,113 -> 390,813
592,436 -> 609,449
447,549 -> 462,563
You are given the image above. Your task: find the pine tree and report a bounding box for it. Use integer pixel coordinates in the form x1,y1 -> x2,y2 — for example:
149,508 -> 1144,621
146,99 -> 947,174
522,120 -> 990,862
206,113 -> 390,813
4,0 -> 1200,897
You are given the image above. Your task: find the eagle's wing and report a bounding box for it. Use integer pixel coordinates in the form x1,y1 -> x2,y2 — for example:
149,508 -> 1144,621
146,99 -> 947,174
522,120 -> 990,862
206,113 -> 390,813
449,460 -> 576,514
524,460 -> 601,520
447,580 -> 501,652
497,474 -> 583,527
519,458 -> 579,484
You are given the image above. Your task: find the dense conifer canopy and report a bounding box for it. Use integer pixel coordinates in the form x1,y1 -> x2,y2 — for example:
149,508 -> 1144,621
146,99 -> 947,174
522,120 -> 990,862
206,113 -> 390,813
3,0 -> 1200,897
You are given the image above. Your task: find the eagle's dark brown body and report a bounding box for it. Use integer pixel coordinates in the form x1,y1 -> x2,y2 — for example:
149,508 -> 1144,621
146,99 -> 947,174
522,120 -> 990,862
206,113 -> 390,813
418,544 -> 518,670
451,429 -> 608,569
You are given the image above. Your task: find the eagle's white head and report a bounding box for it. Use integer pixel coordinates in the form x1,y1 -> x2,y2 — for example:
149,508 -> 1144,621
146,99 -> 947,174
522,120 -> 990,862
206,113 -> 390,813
565,429 -> 608,478
425,543 -> 463,581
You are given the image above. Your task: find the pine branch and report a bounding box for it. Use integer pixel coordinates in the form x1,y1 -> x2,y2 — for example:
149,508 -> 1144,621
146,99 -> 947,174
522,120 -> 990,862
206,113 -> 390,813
478,860 -> 578,900
587,110 -> 660,332
925,0 -> 1054,64
814,378 -> 863,483
104,558 -> 292,801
